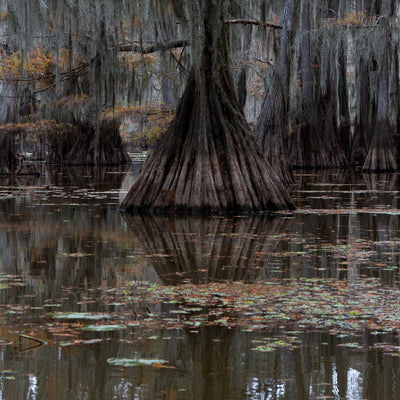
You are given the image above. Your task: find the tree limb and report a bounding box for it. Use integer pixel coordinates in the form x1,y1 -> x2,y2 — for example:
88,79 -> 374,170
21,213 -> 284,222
119,40 -> 190,54
225,19 -> 283,30
118,20 -> 282,54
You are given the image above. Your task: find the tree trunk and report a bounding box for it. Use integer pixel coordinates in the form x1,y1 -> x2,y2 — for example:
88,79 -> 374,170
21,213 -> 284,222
319,49 -> 347,168
46,119 -> 131,166
337,38 -> 352,160
255,0 -> 298,185
121,0 -> 294,215
290,0 -> 330,169
0,82 -> 18,124
351,57 -> 374,165
0,133 -> 15,175
363,0 -> 397,172
389,40 -> 400,137
237,67 -> 247,110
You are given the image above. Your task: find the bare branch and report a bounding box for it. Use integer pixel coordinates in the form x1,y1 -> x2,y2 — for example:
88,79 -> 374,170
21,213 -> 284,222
225,19 -> 283,30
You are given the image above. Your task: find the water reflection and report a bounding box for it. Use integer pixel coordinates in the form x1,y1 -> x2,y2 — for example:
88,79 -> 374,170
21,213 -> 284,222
124,215 -> 289,284
1,326 -> 400,399
1,167 -> 400,294
0,165 -> 144,306
1,166 -> 400,398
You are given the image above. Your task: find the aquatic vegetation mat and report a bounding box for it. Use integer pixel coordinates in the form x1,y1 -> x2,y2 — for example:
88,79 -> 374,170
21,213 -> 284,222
3,274 -> 400,350
120,278 -> 400,334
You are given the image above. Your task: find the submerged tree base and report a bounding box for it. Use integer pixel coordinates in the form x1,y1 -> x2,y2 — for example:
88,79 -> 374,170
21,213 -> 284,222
121,0 -> 294,216
121,71 -> 295,216
0,119 -> 131,171
48,119 -> 131,166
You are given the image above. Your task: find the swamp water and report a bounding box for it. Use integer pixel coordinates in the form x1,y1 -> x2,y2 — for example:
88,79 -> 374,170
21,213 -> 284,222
0,164 -> 400,399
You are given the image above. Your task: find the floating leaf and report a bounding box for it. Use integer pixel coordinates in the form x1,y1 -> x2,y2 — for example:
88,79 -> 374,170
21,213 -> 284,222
338,342 -> 362,349
59,339 -> 103,347
51,312 -> 112,320
107,358 -> 168,367
251,345 -> 275,352
0,283 -> 11,290
80,324 -> 127,332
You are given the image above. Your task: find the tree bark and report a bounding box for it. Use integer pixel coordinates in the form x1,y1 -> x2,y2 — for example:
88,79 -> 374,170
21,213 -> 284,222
63,120 -> 131,166
290,0 -> 331,169
319,48 -> 347,168
121,0 -> 294,215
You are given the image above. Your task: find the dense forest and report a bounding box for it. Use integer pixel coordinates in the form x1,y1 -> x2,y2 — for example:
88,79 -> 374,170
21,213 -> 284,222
0,0 -> 399,214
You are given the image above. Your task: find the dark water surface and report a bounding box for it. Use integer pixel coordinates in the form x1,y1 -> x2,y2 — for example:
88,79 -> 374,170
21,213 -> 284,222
1,165 -> 400,399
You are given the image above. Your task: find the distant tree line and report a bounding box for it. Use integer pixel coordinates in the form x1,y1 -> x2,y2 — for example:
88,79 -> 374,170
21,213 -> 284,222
0,0 -> 399,214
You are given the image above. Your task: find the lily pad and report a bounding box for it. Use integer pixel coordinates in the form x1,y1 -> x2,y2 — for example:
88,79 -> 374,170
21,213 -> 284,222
107,358 -> 167,367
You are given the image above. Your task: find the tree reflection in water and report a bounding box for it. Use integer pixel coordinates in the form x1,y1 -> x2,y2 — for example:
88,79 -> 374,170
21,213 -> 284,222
123,214 -> 289,284
0,326 -> 399,399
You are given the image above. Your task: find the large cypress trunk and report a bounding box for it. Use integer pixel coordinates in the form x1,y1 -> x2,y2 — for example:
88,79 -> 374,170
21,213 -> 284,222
63,119 -> 131,166
255,0 -> 298,185
121,0 -> 294,215
362,0 -> 397,172
290,0 -> 330,169
290,0 -> 346,169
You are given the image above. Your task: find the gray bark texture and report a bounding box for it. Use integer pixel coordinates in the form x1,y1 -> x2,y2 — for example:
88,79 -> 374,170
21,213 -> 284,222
255,0 -> 298,184
290,0 -> 330,169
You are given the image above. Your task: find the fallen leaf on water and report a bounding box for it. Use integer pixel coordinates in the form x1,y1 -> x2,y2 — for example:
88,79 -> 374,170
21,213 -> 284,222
107,358 -> 168,367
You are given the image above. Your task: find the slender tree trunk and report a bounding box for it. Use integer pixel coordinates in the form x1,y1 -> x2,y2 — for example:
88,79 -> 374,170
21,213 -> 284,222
0,132 -> 16,175
319,42 -> 347,168
351,57 -> 374,165
337,38 -> 352,160
256,0 -> 298,185
0,82 -> 18,124
121,0 -> 294,215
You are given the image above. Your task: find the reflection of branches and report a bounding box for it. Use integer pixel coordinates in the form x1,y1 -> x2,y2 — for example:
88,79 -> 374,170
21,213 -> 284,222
123,215 -> 288,284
